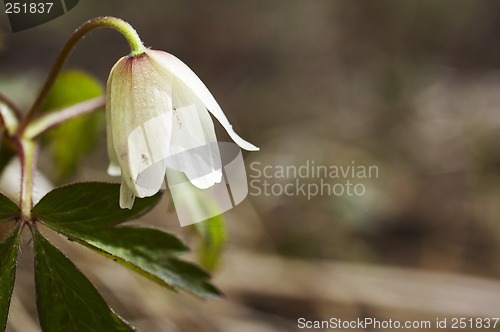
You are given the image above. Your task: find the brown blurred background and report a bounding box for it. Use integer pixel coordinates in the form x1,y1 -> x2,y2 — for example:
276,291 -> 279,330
3,1 -> 500,331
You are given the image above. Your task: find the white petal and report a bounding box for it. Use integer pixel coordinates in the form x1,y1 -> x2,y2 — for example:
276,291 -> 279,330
107,162 -> 121,176
119,177 -> 135,209
167,101 -> 222,189
134,159 -> 167,197
147,50 -> 259,151
127,124 -> 153,182
173,79 -> 223,189
106,62 -> 121,177
108,54 -> 172,198
107,56 -> 134,188
142,112 -> 173,164
188,171 -> 222,189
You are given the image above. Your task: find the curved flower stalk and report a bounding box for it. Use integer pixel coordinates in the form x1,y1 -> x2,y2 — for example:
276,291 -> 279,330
106,49 -> 259,208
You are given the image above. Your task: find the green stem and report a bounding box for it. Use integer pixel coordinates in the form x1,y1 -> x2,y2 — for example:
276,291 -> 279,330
18,16 -> 145,134
19,139 -> 37,219
95,16 -> 146,56
24,96 -> 105,140
0,105 -> 19,136
0,93 -> 22,120
0,93 -> 21,136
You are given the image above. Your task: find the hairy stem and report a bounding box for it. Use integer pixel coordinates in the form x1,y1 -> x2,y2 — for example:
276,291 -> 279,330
18,139 -> 37,219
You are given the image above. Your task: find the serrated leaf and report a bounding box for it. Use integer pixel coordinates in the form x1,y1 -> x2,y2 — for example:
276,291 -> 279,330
0,227 -> 20,331
194,216 -> 227,271
51,227 -> 188,256
0,192 -> 19,224
32,183 -> 162,229
33,230 -> 134,332
80,229 -> 221,299
73,228 -> 220,299
41,225 -> 221,299
32,182 -> 221,299
40,70 -> 104,181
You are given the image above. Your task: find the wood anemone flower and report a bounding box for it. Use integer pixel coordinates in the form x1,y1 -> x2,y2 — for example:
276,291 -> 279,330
106,49 -> 259,209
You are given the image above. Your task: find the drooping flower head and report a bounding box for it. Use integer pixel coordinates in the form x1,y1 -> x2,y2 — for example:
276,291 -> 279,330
106,49 -> 258,209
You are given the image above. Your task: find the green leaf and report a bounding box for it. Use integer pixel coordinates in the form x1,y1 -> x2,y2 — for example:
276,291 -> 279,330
33,182 -> 221,299
32,182 -> 162,229
34,230 -> 133,332
0,192 -> 19,224
41,71 -> 102,112
41,225 -> 221,299
40,70 -> 104,181
194,216 -> 227,271
0,228 -> 20,331
69,228 -> 220,299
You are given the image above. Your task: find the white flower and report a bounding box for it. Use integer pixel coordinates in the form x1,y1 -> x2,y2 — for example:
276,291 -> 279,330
106,49 -> 258,209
